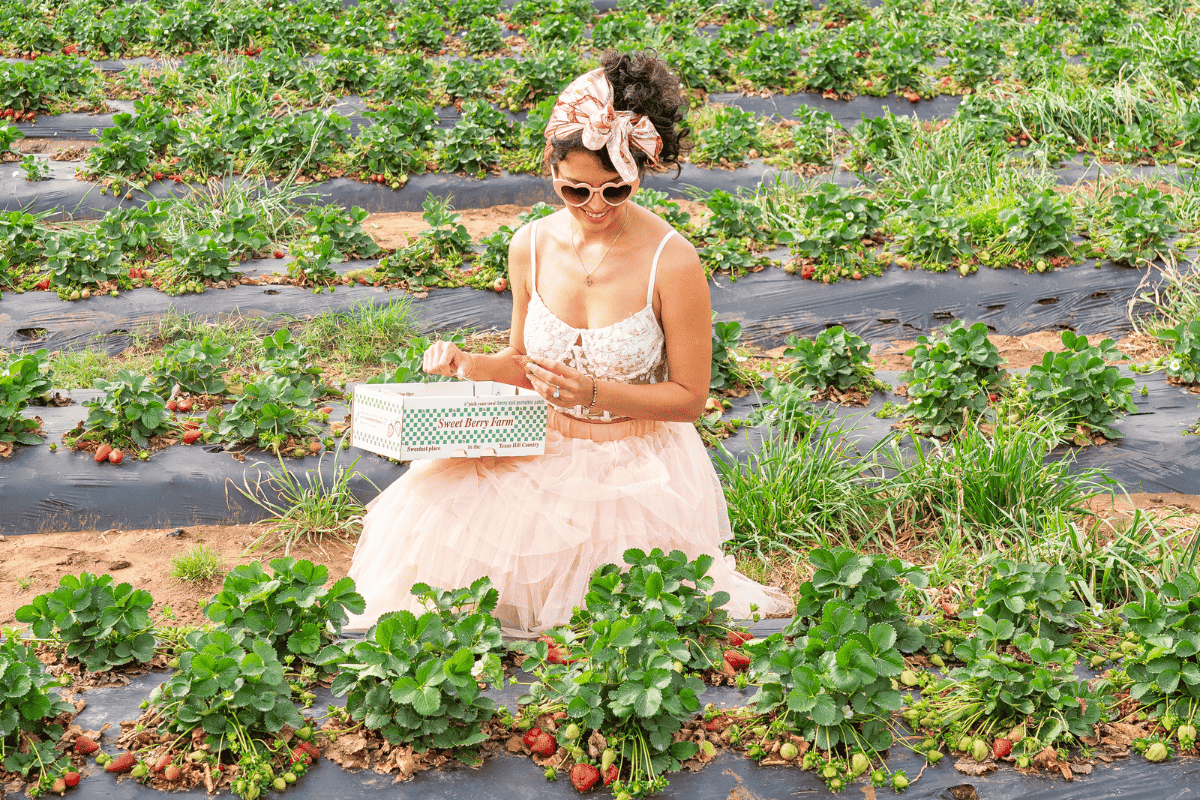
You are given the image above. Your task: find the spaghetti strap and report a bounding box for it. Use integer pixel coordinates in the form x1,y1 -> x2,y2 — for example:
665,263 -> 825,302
529,219 -> 539,294
647,230 -> 677,305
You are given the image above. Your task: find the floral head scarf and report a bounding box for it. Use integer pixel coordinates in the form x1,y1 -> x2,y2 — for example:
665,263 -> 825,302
543,67 -> 663,183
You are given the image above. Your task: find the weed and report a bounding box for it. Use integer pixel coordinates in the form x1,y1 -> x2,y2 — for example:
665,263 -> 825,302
169,543 -> 226,584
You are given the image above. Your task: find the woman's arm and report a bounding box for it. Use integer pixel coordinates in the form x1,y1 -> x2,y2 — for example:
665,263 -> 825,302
523,234 -> 712,422
423,225 -> 534,389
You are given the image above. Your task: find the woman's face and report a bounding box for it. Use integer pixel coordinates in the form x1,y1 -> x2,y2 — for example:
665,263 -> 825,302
554,150 -> 639,235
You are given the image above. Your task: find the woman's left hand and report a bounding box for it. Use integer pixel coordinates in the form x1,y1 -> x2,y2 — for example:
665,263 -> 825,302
520,355 -> 594,407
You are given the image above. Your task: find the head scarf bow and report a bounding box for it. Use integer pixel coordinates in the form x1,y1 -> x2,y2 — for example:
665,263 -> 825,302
543,67 -> 663,184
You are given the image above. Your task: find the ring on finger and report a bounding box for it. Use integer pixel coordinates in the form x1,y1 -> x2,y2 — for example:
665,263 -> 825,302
552,385 -> 561,399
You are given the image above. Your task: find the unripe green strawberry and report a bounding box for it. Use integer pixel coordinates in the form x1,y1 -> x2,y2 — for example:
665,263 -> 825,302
283,773 -> 296,784
1177,724 -> 1197,743
972,739 -> 990,762
699,741 -> 716,758
1015,755 -> 1031,768
871,769 -> 886,785
1121,641 -> 1138,655
943,639 -> 954,654
822,764 -> 838,779
1090,654 -> 1107,668
927,750 -> 943,764
780,742 -> 799,760
245,784 -> 260,800
273,778 -> 287,792
929,654 -> 945,668
850,752 -> 869,775
957,736 -> 973,753
168,658 -> 180,669
900,670 -> 919,687
829,778 -> 843,790
601,749 -> 617,771
892,773 -> 909,790
1145,742 -> 1169,762
562,723 -> 580,741
294,727 -> 312,741
753,725 -> 768,738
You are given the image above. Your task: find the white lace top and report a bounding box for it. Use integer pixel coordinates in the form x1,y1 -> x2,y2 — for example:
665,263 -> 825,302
524,219 -> 676,422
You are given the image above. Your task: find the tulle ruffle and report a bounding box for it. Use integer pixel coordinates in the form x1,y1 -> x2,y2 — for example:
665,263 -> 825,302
345,409 -> 790,637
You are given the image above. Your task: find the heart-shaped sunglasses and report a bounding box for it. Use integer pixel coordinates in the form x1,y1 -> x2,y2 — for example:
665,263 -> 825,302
550,164 -> 635,207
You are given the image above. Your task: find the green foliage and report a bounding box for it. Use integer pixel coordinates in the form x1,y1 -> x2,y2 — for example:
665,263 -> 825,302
151,336 -> 232,395
288,235 -> 340,289
786,107 -> 844,166
174,230 -> 234,282
783,183 -> 882,262
899,321 -> 1004,437
379,194 -> 476,284
1160,320 -> 1200,385
259,328 -> 322,386
699,189 -> 767,244
999,187 -> 1074,261
710,319 -> 743,391
86,101 -> 179,176
15,573 -> 155,673
632,189 -> 691,229
434,99 -> 511,176
1102,186 -> 1177,266
0,210 -> 46,268
367,334 -> 462,384
804,35 -> 866,94
97,201 -> 169,254
205,558 -> 364,662
150,628 -> 303,736
693,106 -> 760,167
746,602 -> 904,752
894,185 -> 971,269
1025,331 -> 1136,440
971,561 -> 1086,647
205,374 -> 321,451
1123,573 -> 1200,704
317,578 -> 504,751
574,549 -> 736,672
947,24 -> 1004,87
20,154 -> 49,182
0,350 -> 52,447
784,327 -> 873,391
787,547 -> 929,652
461,17 -> 504,54
474,203 -> 557,279
43,229 -> 123,287
0,121 -> 21,153
83,370 -> 173,447
302,204 -> 381,259
0,634 -> 75,754
358,100 -> 438,177
744,378 -> 823,432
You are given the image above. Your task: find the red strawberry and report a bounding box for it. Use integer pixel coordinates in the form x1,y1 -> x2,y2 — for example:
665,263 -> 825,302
800,264 -> 815,280
153,171 -> 164,180
522,727 -> 543,748
723,649 -> 750,672
152,754 -> 170,772
183,419 -> 200,430
602,765 -> 617,785
290,747 -> 312,766
94,443 -> 112,463
164,765 -> 181,781
183,429 -> 202,444
105,753 -> 137,773
63,771 -> 81,787
318,407 -> 333,415
569,763 -> 600,792
108,448 -> 123,464
728,630 -> 753,646
705,714 -> 726,732
166,400 -> 178,411
178,398 -> 193,412
273,250 -> 285,259
530,732 -> 556,757
36,277 -> 50,290
297,740 -> 321,759
993,738 -> 1012,759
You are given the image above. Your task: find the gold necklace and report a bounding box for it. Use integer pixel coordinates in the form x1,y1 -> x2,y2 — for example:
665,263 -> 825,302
570,208 -> 629,286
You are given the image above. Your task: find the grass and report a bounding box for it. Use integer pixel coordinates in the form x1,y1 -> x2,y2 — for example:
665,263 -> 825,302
296,301 -> 419,382
239,442 -> 374,556
169,543 -> 226,584
16,576 -> 35,592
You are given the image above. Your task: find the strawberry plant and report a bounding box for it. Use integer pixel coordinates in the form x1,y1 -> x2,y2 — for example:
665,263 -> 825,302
434,99 -> 512,177
698,189 -> 767,245
15,572 -> 156,673
249,110 -> 351,174
380,195 -> 478,285
524,15 -> 583,48
439,59 -> 499,102
1024,331 -> 1136,441
0,633 -> 76,796
736,31 -> 803,89
516,556 -> 713,797
895,195 -> 972,270
783,107 -> 844,166
0,120 -> 21,154
315,577 -> 505,752
849,112 -> 917,166
0,210 -> 46,268
665,35 -> 731,92
205,558 -> 364,663
744,601 -> 904,762
1122,573 -> 1200,709
151,337 -> 232,396
205,375 -> 322,453
969,561 -> 1087,648
1159,321 -> 1200,385
474,203 -> 557,283
947,24 -> 1004,88
804,36 -> 866,94
287,236 -> 340,290
785,547 -> 929,652
509,51 -> 579,106
0,349 -> 53,448
301,205 -> 381,259
631,190 -> 691,230
358,100 -> 438,178
898,321 -> 1004,437
20,154 -> 48,182
79,370 -> 174,449
784,327 -> 874,392
394,11 -> 446,51
782,183 -> 882,266
85,101 -> 179,177
998,187 -> 1074,262
710,319 -> 744,392
173,230 -> 235,282
698,238 -> 769,279
97,202 -> 169,255
259,329 -> 323,389
43,229 -> 123,288
461,17 -> 504,54
1101,186 -> 1178,266
692,106 -> 760,167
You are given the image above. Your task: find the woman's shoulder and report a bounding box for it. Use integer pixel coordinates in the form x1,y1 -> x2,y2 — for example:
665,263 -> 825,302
638,208 -> 700,280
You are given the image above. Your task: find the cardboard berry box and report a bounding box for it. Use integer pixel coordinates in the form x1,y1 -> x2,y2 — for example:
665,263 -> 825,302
350,381 -> 547,460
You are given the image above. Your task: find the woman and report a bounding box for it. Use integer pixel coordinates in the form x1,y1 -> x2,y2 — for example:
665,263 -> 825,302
346,50 -> 788,634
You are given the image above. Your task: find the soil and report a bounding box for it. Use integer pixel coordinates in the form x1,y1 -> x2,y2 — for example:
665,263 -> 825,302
866,330 -> 1170,372
363,199 -> 712,251
0,524 -> 354,627
14,137 -> 97,159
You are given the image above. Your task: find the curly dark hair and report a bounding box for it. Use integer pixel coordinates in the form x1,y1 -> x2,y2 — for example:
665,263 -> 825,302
545,50 -> 692,178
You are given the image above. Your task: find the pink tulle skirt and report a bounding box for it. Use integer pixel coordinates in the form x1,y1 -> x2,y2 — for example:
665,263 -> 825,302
345,409 -> 790,636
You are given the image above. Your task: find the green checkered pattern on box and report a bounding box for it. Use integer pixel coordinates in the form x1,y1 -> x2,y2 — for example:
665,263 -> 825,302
353,431 -> 401,454
406,404 -> 545,445
359,394 -> 404,415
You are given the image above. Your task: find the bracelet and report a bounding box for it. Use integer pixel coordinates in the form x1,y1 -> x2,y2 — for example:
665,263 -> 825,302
587,374 -> 598,410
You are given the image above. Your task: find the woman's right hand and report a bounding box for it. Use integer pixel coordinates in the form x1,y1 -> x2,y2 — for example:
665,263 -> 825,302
422,340 -> 475,379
